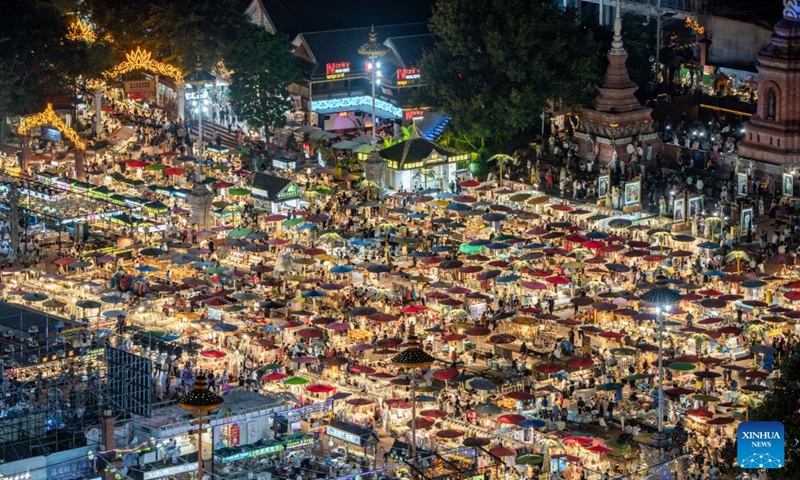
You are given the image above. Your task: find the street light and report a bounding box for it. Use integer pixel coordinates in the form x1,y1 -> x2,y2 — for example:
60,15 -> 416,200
178,374 -> 224,480
391,331 -> 435,478
358,26 -> 390,151
183,56 -> 216,172
639,275 -> 682,451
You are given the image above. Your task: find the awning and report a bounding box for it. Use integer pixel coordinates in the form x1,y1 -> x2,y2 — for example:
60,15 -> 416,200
326,420 -> 378,447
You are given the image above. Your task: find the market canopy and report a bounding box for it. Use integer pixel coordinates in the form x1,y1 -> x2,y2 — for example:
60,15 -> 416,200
377,137 -> 469,171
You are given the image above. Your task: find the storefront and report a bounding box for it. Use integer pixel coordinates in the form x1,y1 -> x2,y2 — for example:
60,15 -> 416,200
251,173 -> 305,213
326,419 -> 379,461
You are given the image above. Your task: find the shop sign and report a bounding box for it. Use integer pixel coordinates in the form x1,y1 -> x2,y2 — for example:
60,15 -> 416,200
404,109 -> 425,121
326,61 -> 350,80
220,444 -> 284,463
124,80 -> 154,94
60,210 -> 125,225
230,424 -> 240,446
285,436 -> 315,449
143,463 -> 196,479
277,183 -> 302,200
326,426 -> 362,446
396,68 -> 421,86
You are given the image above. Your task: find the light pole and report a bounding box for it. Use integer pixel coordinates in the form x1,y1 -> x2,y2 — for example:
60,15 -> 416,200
183,56 -> 216,173
178,374 -> 224,480
358,26 -> 390,151
391,330 -> 435,478
640,276 -> 681,451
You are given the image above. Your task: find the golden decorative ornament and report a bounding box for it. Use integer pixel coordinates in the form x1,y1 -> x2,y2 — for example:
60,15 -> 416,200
103,47 -> 183,83
18,104 -> 86,150
65,19 -> 97,43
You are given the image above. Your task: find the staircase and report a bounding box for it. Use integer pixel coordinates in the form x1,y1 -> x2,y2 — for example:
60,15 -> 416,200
417,113 -> 451,141
189,121 -> 239,149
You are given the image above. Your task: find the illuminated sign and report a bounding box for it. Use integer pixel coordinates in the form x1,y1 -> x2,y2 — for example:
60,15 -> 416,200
327,426 -> 363,445
337,111 -> 350,117
396,68 -> 421,86
311,96 -> 403,118
326,61 -> 350,80
404,109 -> 425,121
144,463 -> 196,479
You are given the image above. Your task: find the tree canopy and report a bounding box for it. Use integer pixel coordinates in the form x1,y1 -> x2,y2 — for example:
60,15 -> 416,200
224,24 -> 300,133
417,0 -> 600,147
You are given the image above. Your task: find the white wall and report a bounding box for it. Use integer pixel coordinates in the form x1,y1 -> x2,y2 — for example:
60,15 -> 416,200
706,16 -> 773,69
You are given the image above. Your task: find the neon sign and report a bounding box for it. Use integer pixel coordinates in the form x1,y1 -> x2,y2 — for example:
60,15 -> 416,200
326,61 -> 350,80
404,109 -> 425,121
397,68 -> 421,86
311,96 -> 403,118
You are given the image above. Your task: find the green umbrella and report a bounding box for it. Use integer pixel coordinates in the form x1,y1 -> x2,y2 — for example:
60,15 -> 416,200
262,363 -> 284,370
610,348 -> 637,356
229,188 -> 251,196
515,454 -> 544,465
145,163 -> 168,171
284,376 -> 310,385
205,267 -> 228,275
417,383 -> 444,393
228,228 -> 252,238
509,193 -> 532,202
352,143 -> 374,154
597,382 -> 624,391
213,164 -> 230,171
587,214 -> 609,222
283,218 -> 304,227
667,362 -> 696,371
314,186 -> 333,196
624,373 -> 653,381
225,305 -> 247,312
147,330 -> 166,338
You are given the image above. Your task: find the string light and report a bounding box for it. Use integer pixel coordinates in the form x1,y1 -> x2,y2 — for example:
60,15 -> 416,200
65,19 -> 97,43
103,47 -> 184,83
684,17 -> 706,35
18,104 -> 87,150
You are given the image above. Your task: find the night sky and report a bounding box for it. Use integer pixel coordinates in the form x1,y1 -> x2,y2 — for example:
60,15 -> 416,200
263,0 -> 438,35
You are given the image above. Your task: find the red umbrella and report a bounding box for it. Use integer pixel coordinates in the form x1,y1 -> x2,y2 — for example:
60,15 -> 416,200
261,373 -> 288,381
214,181 -> 234,189
784,281 -> 800,289
53,257 -> 78,265
497,414 -> 526,425
433,368 -> 460,381
706,417 -> 736,425
348,365 -> 375,374
719,326 -> 743,335
686,408 -> 713,417
583,240 -> 605,249
369,312 -> 397,322
664,387 -> 695,396
550,205 -> 573,212
463,437 -> 491,447
347,398 -> 375,406
420,409 -> 448,418
459,180 -> 480,188
567,357 -> 594,369
522,281 -> 548,290
164,167 -> 186,176
785,291 -> 800,301
698,317 -> 724,325
442,333 -> 467,342
489,334 -> 516,344
535,363 -> 563,374
297,328 -> 325,338
464,326 -> 492,336
204,297 -> 230,306
698,289 -> 723,297
459,265 -> 483,274
546,276 -> 571,285
744,370 -> 769,378
401,305 -> 426,313
126,160 -> 150,168
201,350 -> 226,358
306,384 -> 336,393
408,418 -> 435,429
436,429 -> 465,439
489,446 -> 517,457
506,391 -> 536,401
599,331 -> 624,339
585,445 -> 613,453
563,436 -> 593,446
643,254 -> 667,262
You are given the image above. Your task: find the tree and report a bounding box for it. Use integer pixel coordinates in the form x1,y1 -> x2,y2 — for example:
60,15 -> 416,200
750,344 -> 800,477
487,153 -> 518,187
417,0 -> 599,147
225,24 -> 300,135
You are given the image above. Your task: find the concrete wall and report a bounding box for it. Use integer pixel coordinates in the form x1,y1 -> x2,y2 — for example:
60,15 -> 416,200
706,16 -> 773,69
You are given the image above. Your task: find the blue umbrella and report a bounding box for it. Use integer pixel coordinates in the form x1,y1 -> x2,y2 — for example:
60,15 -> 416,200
162,333 -> 181,341
485,242 -> 510,250
136,266 -> 160,272
479,270 -> 501,280
213,323 -> 239,332
302,290 -> 327,298
469,239 -> 491,246
447,203 -> 470,211
409,251 -> 432,257
741,280 -> 766,288
193,261 -> 214,267
438,192 -> 456,199
446,222 -> 466,229
586,231 -> 609,239
469,378 -> 497,391
665,278 -> 685,285
518,419 -> 546,429
431,245 -> 455,253
482,213 -> 507,222
297,223 -> 316,230
703,270 -> 725,277
697,241 -> 720,249
496,274 -> 520,283
330,265 -> 354,273
417,395 -> 437,402
351,238 -> 375,246
366,264 -> 392,274
409,213 -> 428,219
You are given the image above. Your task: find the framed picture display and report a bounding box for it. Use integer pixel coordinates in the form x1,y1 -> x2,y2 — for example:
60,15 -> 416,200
783,172 -> 794,197
737,172 -> 748,197
597,175 -> 610,199
673,197 -> 686,223
688,196 -> 703,218
740,207 -> 753,237
623,180 -> 641,206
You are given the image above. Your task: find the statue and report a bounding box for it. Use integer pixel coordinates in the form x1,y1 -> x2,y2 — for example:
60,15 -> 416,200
611,186 -> 621,210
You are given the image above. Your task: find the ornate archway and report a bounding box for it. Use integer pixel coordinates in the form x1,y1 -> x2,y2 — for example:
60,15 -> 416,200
18,103 -> 88,180
103,47 -> 183,83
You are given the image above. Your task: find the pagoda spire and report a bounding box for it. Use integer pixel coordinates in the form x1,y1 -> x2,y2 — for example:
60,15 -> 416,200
611,0 -> 625,54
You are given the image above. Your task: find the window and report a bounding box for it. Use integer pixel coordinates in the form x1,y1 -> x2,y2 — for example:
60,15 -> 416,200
767,90 -> 776,120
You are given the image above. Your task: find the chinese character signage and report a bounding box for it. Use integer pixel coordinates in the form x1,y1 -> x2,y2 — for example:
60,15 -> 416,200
326,61 -> 350,80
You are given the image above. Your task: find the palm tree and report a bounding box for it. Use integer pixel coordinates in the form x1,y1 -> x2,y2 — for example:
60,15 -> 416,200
413,166 -> 439,190
726,250 -> 750,274
358,179 -> 381,201
487,154 -> 518,187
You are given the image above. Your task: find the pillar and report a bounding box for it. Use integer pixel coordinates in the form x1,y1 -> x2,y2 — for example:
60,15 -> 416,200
94,89 -> 103,138
154,74 -> 160,107
100,409 -> 117,480
21,135 -> 30,171
599,0 -> 605,26
178,83 -> 186,122
75,150 -> 86,181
